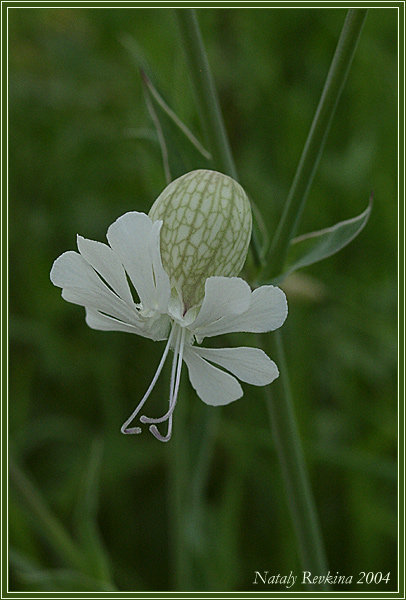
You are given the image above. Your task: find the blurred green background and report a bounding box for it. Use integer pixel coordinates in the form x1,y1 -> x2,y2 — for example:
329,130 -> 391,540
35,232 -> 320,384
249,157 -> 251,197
9,7 -> 397,592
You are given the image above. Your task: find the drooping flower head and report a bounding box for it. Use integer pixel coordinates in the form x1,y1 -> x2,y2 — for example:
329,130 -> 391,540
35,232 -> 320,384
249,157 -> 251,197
50,170 -> 287,441
149,169 -> 252,311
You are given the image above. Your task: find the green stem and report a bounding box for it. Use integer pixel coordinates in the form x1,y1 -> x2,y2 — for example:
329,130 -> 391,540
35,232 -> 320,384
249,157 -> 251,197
168,376 -> 193,591
175,8 -> 368,590
260,10 -> 367,586
264,332 -> 329,589
175,10 -> 263,271
262,9 -> 368,280
175,9 -> 237,180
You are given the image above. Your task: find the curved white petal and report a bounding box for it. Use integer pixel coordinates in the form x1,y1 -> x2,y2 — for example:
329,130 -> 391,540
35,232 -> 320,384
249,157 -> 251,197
51,251 -> 140,326
149,221 -> 172,313
183,346 -> 242,406
240,286 -> 288,332
192,346 -> 279,386
106,212 -> 170,312
77,235 -> 134,305
51,250 -> 97,289
193,285 -> 288,339
85,308 -> 170,341
85,308 -> 146,335
190,277 -> 251,331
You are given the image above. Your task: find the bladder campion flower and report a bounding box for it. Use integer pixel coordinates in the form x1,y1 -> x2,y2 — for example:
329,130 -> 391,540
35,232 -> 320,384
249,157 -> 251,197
51,170 -> 288,442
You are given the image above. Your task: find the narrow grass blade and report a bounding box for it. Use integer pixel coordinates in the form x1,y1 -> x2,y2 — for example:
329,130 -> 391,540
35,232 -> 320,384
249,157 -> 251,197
264,331 -> 330,589
175,10 -> 263,268
263,9 -> 369,280
175,9 -> 237,180
140,70 -> 212,182
10,547 -> 114,591
262,10 -> 368,586
9,457 -> 85,573
142,71 -> 211,161
122,34 -> 211,183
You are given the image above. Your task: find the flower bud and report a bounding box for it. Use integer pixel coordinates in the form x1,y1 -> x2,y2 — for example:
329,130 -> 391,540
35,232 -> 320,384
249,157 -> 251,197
149,170 -> 252,310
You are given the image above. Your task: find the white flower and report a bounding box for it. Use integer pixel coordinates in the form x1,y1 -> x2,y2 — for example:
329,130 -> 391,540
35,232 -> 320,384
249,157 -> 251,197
50,170 -> 288,442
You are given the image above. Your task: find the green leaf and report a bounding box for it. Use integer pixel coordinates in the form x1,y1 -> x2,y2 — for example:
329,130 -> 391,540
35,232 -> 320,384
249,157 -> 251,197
274,195 -> 372,283
121,35 -> 211,182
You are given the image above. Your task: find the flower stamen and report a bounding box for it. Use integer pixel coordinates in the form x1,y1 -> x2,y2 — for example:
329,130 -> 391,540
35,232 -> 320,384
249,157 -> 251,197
120,326 -> 176,434
143,325 -> 186,442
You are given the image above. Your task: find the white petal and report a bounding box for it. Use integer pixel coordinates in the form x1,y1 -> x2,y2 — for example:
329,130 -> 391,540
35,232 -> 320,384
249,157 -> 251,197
193,285 -> 288,338
51,250 -> 97,289
85,308 -> 170,341
183,346 -> 242,406
85,308 -> 146,335
149,221 -> 172,313
239,286 -> 288,332
77,235 -> 134,305
192,346 -> 279,386
51,251 -> 139,326
190,277 -> 251,331
106,212 -> 170,311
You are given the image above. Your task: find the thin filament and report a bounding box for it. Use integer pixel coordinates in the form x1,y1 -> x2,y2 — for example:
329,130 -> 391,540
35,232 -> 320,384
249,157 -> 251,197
147,326 -> 186,442
149,415 -> 173,442
141,326 -> 185,425
147,326 -> 180,441
120,326 -> 175,434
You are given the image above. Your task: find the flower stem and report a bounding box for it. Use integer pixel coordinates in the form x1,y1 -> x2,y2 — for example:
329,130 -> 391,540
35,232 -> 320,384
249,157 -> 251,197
175,9 -> 263,268
173,15 -> 246,586
175,8 -> 368,590
176,5 -> 326,582
262,9 -> 368,281
260,10 -> 367,587
173,12 -> 240,588
168,376 -> 193,590
263,331 -> 329,589
175,9 -> 237,181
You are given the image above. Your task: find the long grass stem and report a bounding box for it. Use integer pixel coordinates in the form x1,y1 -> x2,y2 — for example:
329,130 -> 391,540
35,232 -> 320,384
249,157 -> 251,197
174,8 -> 369,590
175,9 -> 264,276
262,9 -> 368,280
175,9 -> 237,180
264,332 -> 329,589
9,457 -> 86,573
260,9 -> 368,586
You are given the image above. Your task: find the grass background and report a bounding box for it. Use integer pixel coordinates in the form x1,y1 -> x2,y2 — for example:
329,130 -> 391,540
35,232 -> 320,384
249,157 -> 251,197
9,7 -> 398,592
